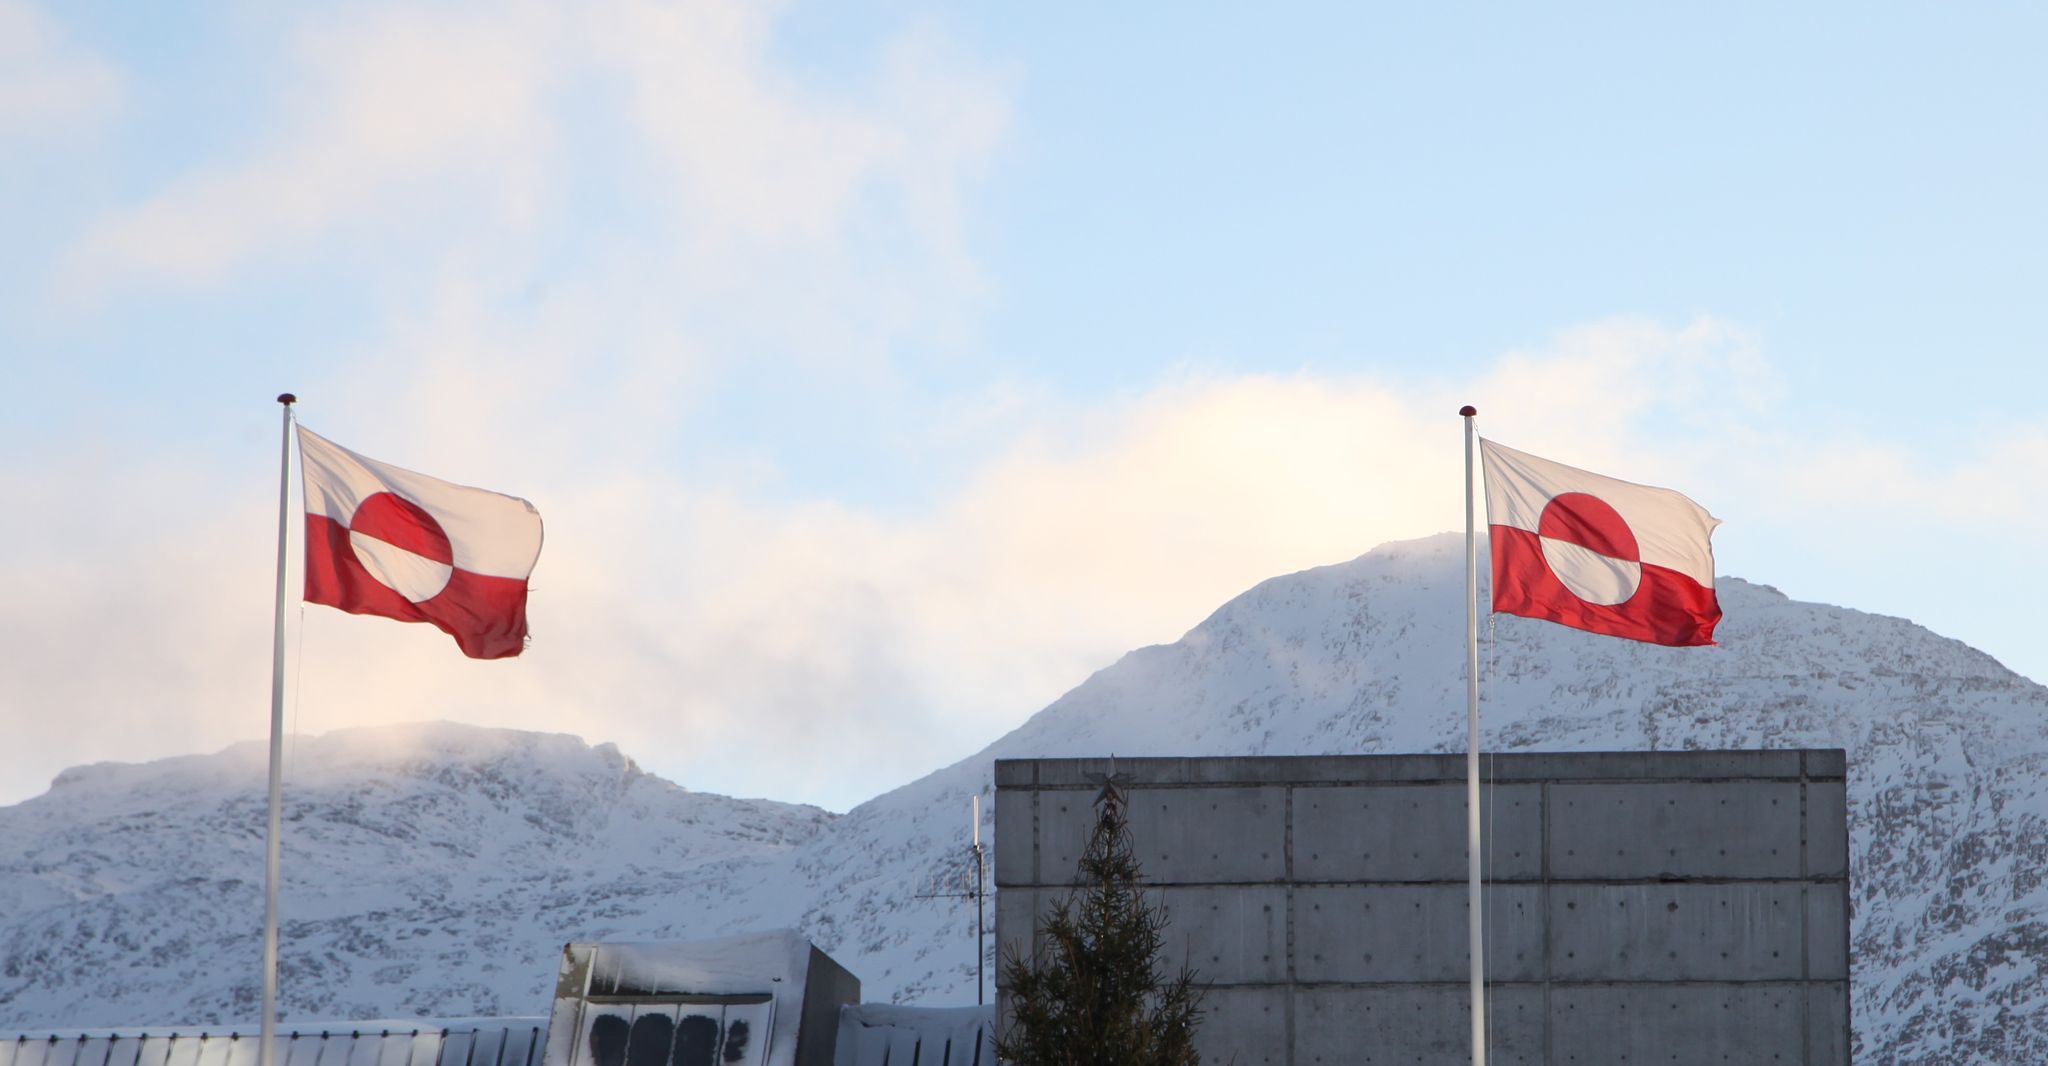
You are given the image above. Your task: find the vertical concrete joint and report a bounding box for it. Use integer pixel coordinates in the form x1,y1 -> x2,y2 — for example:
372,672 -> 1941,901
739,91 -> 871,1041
1283,784 -> 1298,1066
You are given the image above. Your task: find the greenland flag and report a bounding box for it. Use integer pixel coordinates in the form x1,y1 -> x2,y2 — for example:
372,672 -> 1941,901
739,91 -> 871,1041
1479,439 -> 1721,647
298,427 -> 543,659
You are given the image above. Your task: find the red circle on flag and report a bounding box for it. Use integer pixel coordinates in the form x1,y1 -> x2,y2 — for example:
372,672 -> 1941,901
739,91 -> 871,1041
347,492 -> 455,603
349,493 -> 453,564
1537,492 -> 1639,562
1536,492 -> 1642,606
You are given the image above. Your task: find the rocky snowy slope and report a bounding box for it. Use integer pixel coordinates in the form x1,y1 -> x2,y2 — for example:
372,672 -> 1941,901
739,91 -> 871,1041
0,724 -> 833,1022
5,534 -> 2046,1064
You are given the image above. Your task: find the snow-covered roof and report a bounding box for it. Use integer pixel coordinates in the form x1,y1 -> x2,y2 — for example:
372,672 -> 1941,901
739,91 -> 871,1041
0,1020 -> 547,1066
581,931 -> 813,999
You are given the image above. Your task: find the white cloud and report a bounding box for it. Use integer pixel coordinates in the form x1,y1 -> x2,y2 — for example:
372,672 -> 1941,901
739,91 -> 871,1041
598,317 -> 1785,785
1765,431 -> 2048,535
10,0 -> 1020,807
60,5 -> 563,291
57,0 -> 1010,319
0,0 -> 123,136
5,316 -> 2045,811
1474,315 -> 1780,462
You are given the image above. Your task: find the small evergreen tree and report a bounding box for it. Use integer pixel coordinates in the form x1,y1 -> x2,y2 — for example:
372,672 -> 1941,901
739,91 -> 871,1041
995,776 -> 1205,1066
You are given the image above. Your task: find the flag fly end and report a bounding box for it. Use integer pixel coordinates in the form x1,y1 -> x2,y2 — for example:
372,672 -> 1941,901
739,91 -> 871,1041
1477,439 -> 1722,647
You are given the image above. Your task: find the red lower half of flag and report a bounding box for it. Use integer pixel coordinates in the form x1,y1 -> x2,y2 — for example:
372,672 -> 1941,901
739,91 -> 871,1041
305,515 -> 531,659
1490,526 -> 1720,647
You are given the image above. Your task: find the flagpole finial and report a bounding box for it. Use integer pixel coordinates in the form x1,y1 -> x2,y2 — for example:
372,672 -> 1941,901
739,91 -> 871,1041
277,393 -> 297,406
1459,405 -> 1477,417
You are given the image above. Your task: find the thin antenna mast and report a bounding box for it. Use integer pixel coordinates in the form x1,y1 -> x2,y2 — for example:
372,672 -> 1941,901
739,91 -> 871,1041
973,794 -> 986,1006
912,793 -> 990,1005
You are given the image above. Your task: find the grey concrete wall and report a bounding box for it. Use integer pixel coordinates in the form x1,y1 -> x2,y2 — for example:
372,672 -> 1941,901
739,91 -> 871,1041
994,751 -> 1849,1066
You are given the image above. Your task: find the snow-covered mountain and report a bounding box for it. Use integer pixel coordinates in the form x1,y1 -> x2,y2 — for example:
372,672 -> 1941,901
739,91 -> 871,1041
0,724 -> 833,1021
5,534 -> 2046,1064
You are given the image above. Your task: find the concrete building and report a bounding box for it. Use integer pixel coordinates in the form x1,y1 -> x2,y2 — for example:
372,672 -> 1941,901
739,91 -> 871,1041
995,751 -> 1850,1066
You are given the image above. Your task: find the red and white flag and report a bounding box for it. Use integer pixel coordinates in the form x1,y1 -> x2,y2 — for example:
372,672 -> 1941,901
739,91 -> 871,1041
298,427 -> 543,659
1479,439 -> 1721,647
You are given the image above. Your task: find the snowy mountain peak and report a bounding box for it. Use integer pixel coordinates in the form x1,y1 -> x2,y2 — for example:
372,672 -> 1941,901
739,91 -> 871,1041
0,722 -> 832,1024
45,722 -> 644,798
6,538 -> 2047,1064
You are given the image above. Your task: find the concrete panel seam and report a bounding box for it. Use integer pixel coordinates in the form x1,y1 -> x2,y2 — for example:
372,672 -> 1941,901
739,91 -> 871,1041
1541,778 -> 1554,1066
1283,785 -> 1294,883
1802,886 -> 1813,1064
1284,785 -> 1297,986
1008,773 -> 1831,791
1284,788 -> 1296,1066
1801,770 -> 1817,1065
993,875 -> 1842,889
1800,778 -> 1811,881
1274,979 -> 1830,990
991,757 -> 1843,789
1030,789 -> 1040,889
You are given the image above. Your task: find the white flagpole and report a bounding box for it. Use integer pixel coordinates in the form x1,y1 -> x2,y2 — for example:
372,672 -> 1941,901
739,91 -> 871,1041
261,393 -> 296,1066
1461,405 -> 1486,1066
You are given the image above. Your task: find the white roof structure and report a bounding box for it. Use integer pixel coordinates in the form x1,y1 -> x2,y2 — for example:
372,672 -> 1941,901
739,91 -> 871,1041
541,930 -> 857,1066
0,1021 -> 546,1066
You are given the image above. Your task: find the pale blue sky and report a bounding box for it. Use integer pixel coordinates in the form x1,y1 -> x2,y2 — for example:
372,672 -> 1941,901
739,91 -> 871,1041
3,1 -> 2044,811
